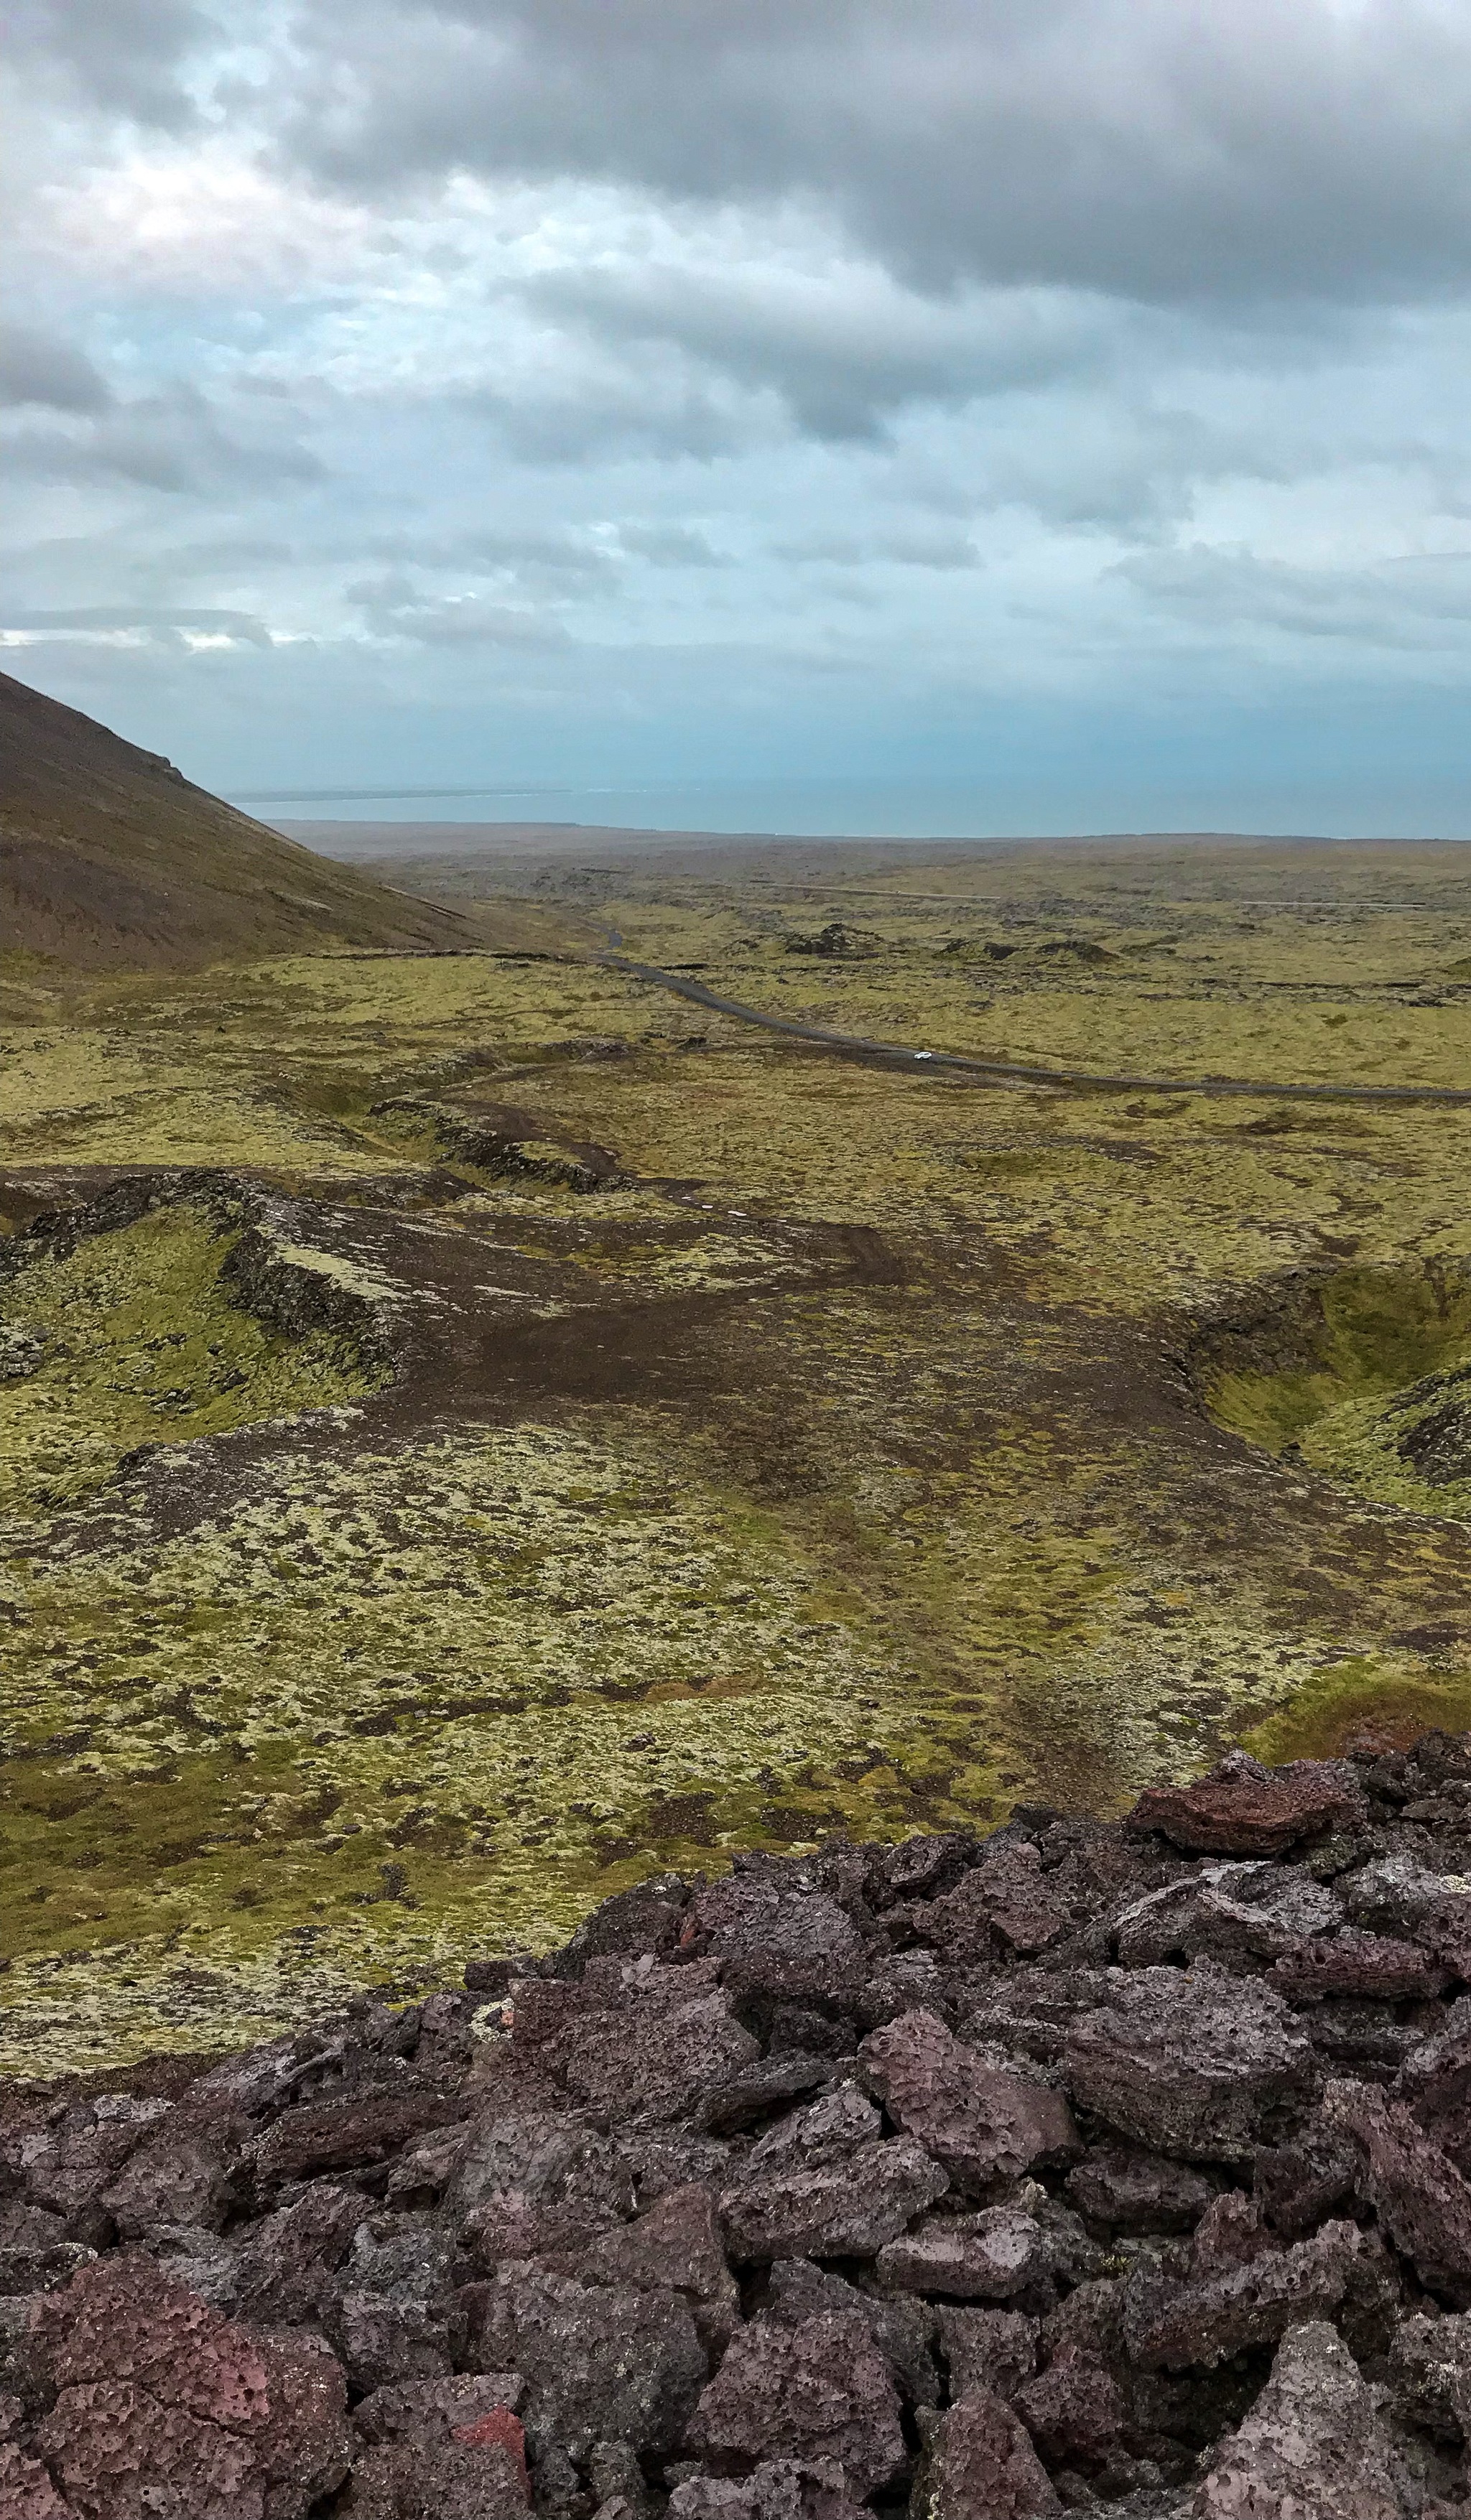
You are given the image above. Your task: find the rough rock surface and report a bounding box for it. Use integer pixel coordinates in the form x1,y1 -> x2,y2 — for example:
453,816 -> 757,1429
1194,2320 -> 1403,2517
14,1738 -> 1471,2514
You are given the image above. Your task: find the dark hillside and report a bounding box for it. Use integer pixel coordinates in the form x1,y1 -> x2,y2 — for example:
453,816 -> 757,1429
0,669 -> 472,967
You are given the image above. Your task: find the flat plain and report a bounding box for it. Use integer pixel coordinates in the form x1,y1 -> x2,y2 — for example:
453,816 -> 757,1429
6,828 -> 1471,2071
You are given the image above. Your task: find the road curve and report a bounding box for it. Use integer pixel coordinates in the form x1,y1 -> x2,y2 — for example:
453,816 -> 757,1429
603,952 -> 1471,1109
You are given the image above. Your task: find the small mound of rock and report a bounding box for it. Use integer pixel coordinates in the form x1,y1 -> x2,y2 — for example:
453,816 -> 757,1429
14,1737 -> 1471,2514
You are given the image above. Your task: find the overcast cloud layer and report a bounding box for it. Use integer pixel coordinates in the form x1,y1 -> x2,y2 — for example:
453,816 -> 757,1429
7,0 -> 1471,832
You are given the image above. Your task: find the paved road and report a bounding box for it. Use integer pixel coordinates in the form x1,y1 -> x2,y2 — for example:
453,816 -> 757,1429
603,952 -> 1471,1108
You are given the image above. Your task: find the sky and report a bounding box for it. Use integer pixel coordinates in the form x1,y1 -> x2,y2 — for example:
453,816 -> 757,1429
6,0 -> 1471,836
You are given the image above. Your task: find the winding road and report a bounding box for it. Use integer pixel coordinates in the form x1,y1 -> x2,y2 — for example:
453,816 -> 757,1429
603,950 -> 1471,1109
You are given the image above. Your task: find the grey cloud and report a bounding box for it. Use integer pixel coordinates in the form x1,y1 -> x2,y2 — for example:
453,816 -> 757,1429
0,322 -> 111,412
465,366 -> 753,464
0,603 -> 272,644
345,571 -> 570,645
11,0 -> 210,124
282,0 -> 1471,305
368,525 -> 618,591
1117,547 -> 1471,647
775,526 -> 978,569
515,264 -> 1101,442
614,521 -> 728,567
1,384 -> 325,493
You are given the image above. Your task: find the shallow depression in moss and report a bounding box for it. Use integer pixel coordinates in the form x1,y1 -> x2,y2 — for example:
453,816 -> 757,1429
0,1204 -> 384,1522
1201,1256 -> 1471,1517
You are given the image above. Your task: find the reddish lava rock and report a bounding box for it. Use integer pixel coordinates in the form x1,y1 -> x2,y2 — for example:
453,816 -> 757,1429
912,2388 -> 1061,2519
1126,1750 -> 1365,1856
25,2250 -> 352,2519
859,2009 -> 1080,2194
13,1726 -> 1471,2515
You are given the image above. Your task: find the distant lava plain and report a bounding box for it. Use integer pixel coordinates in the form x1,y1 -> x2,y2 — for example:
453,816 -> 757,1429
6,675 -> 1471,2068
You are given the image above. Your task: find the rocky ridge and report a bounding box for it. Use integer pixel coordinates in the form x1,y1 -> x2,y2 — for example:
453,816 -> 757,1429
10,1738 -> 1471,2514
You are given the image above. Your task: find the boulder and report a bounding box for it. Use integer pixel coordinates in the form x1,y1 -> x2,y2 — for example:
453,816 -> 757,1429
910,2389 -> 1061,2520
667,2459 -> 866,2520
926,1846 -> 1075,1964
353,2370 -> 526,2445
764,2259 -> 940,2409
1324,2081 -> 1471,2307
720,2138 -> 947,2264
251,2084 -> 464,2190
230,2182 -> 369,2324
1268,1930 -> 1450,2004
323,2216 -> 458,2392
1064,1968 -> 1314,2164
25,2252 -> 351,2520
934,2306 -> 1038,2403
1113,1862 -> 1342,1971
583,2182 -> 739,2351
524,1978 -> 761,2126
876,2207 -> 1052,2303
1064,2146 -> 1220,2233
743,2086 -> 881,2175
1126,2221 -> 1362,2370
1193,2322 -> 1402,2519
685,1880 -> 868,2007
1128,1752 -> 1365,1856
685,2310 -> 904,2497
1387,2310 -> 1471,2441
1011,2342 -> 1127,2474
461,2265 -> 706,2458
859,2011 -> 1080,2194
341,2437 -> 531,2520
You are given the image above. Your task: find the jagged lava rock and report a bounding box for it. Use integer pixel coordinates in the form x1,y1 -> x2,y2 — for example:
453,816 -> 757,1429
1193,2321 -> 1402,2519
1125,2221 -> 1362,2369
858,2009 -> 1079,2193
1128,1751 -> 1365,1856
876,2206 -> 1054,2302
1065,2144 -> 1221,2232
1324,2079 -> 1471,2307
1064,1967 -> 1314,2163
27,2250 -> 352,2519
911,2388 -> 1061,2520
460,2264 -> 707,2458
685,2309 -> 904,2496
14,1726 -> 1471,2517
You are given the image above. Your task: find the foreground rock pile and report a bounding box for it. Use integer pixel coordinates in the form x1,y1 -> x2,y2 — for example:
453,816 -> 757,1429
14,1742 -> 1471,2514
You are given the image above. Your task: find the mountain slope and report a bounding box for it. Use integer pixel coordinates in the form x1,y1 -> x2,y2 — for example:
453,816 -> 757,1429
0,669 -> 474,968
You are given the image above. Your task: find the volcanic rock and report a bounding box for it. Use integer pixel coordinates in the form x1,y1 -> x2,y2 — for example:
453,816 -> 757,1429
1063,1967 -> 1314,2162
685,2310 -> 904,2496
27,2251 -> 353,2519
1193,2320 -> 1402,2519
876,2206 -> 1054,2303
12,1726 -> 1471,2517
1064,2144 -> 1220,2232
719,2137 -> 947,2264
911,2388 -> 1061,2520
1127,1751 -> 1365,1856
858,2010 -> 1080,2193
461,2264 -> 707,2458
1324,2080 -> 1471,2306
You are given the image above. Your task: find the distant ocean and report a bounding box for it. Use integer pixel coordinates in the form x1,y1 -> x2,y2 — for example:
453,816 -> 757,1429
231,772 -> 1351,847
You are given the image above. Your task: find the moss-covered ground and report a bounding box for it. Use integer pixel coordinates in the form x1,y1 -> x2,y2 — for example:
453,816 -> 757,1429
6,835 -> 1471,2067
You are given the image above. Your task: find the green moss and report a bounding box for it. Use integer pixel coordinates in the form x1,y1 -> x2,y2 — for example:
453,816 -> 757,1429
6,845 -> 1471,2063
1202,1260 -> 1471,1521
0,1207 -> 384,1522
1207,1263 -> 1471,1455
1243,1655 -> 1471,1764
